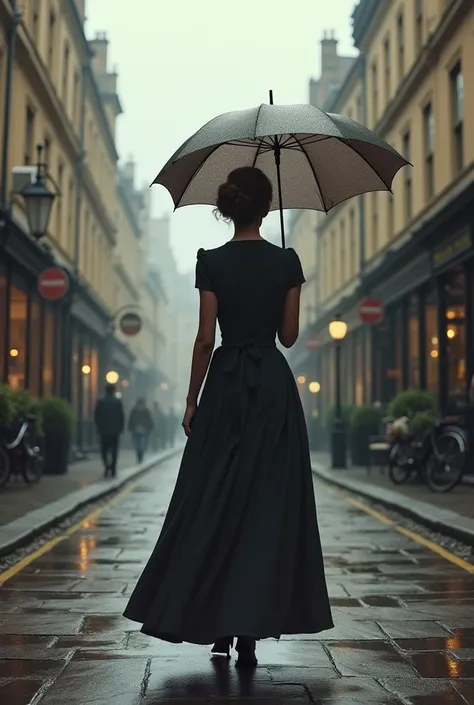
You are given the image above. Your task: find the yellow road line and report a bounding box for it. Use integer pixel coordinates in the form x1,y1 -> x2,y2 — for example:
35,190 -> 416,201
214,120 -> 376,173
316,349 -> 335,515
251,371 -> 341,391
319,483 -> 474,574
0,479 -> 141,585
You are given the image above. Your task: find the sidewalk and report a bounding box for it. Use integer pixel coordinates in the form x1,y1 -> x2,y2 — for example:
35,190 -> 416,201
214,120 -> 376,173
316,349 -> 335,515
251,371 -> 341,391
0,446 -> 181,557
311,451 -> 474,545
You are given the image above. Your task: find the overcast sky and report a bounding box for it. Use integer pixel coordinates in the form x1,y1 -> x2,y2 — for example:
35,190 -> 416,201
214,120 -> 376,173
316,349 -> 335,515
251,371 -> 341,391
86,1 -> 357,272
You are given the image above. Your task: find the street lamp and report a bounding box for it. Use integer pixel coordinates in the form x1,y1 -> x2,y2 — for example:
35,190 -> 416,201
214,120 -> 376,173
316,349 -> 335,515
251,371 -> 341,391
21,144 -> 57,239
329,313 -> 348,469
106,370 -> 120,384
309,381 -> 321,393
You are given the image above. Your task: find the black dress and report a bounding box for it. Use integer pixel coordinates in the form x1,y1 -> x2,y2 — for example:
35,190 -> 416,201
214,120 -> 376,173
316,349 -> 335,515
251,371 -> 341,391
123,240 -> 334,644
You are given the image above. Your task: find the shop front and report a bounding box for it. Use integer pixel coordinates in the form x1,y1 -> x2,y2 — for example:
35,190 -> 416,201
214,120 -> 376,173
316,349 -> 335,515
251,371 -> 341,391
0,223 -> 66,396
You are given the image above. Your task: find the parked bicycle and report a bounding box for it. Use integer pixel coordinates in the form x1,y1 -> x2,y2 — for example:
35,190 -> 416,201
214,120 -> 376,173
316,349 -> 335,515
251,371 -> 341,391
0,413 -> 44,489
387,415 -> 467,492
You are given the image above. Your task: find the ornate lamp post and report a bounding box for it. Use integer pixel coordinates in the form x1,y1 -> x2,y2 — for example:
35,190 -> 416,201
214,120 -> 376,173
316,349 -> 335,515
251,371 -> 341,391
21,144 -> 57,239
329,313 -> 348,469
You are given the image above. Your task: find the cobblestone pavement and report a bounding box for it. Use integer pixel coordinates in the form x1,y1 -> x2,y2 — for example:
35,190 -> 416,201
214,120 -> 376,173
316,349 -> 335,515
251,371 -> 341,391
312,452 -> 474,520
0,450 -> 138,526
1,455 -> 474,704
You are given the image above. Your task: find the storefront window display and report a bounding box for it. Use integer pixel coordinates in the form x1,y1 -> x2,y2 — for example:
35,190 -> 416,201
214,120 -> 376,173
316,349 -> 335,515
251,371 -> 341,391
8,284 -> 28,390
425,285 -> 439,401
408,294 -> 420,388
444,267 -> 466,407
28,298 -> 42,396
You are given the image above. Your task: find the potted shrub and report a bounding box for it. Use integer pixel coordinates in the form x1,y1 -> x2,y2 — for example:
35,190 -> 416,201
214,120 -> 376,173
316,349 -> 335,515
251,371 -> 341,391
388,389 -> 436,420
7,388 -> 43,436
409,410 -> 436,439
39,397 -> 74,475
350,405 -> 385,466
0,385 -> 14,430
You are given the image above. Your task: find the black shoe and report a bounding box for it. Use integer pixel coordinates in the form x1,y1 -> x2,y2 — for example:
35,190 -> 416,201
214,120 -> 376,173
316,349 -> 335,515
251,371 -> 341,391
211,637 -> 234,659
235,637 -> 257,668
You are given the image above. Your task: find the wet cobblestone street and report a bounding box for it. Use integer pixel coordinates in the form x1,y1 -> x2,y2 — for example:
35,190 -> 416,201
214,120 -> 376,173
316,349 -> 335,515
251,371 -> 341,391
1,455 -> 474,704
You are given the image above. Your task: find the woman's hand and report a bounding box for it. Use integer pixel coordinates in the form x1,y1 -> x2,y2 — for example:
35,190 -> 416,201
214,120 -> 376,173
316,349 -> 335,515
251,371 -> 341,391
182,402 -> 197,437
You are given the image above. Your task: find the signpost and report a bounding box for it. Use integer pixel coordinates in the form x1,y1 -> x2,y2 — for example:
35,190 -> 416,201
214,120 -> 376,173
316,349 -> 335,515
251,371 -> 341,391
37,267 -> 69,301
119,312 -> 142,337
359,297 -> 383,326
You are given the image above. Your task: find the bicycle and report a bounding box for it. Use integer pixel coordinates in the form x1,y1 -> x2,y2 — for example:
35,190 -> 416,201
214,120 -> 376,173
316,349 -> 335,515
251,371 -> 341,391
0,413 -> 44,489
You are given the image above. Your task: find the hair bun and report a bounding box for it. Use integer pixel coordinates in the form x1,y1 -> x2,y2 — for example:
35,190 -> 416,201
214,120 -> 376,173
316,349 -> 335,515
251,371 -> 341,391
214,167 -> 273,227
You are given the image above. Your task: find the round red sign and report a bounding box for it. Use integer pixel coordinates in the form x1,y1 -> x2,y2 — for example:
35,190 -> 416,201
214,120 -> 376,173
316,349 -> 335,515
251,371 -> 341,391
120,312 -> 142,337
38,267 -> 69,301
305,337 -> 319,351
359,297 -> 384,325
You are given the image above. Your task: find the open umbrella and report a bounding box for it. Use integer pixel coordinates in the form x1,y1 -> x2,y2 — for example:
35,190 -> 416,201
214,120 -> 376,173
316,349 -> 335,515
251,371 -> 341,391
152,92 -> 410,247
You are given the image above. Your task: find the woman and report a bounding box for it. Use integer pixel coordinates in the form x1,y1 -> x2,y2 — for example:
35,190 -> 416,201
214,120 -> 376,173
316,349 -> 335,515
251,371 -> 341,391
123,166 -> 333,667
128,398 -> 154,463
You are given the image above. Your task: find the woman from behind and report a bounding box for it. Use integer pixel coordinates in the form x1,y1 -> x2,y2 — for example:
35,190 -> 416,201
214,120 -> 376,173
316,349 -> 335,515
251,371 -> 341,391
123,166 -> 333,667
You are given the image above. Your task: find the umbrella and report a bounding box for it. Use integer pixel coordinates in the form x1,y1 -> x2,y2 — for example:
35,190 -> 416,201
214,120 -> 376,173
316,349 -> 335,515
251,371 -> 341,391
152,91 -> 410,248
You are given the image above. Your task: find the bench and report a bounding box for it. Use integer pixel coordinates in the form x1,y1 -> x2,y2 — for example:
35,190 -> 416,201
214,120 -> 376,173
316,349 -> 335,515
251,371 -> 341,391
367,417 -> 393,475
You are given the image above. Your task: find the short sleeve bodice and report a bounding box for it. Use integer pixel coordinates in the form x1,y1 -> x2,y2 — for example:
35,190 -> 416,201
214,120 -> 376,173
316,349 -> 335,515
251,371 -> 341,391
194,241 -> 305,347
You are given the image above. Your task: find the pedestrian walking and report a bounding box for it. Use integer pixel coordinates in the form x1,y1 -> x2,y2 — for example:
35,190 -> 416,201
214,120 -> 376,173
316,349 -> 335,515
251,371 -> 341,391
94,383 -> 124,478
124,167 -> 333,666
128,398 -> 154,463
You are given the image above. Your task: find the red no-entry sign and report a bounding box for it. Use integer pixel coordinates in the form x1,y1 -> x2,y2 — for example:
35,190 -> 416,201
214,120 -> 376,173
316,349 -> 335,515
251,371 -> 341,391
305,337 -> 319,351
120,312 -> 142,337
359,297 -> 384,325
38,267 -> 70,301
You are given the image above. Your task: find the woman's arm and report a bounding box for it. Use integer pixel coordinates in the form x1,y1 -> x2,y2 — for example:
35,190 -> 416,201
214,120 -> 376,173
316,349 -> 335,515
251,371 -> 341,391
186,290 -> 218,405
278,286 -> 302,349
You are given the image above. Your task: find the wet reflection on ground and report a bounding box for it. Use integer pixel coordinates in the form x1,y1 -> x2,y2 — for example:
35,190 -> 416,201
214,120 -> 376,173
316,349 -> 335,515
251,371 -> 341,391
0,456 -> 474,704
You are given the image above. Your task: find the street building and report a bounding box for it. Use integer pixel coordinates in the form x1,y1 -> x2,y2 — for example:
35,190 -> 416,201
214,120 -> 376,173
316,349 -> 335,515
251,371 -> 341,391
0,1 -> 167,450
289,0 -> 474,419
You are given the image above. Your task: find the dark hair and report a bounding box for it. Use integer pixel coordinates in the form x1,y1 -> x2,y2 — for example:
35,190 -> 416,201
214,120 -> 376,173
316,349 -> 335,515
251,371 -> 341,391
215,167 -> 273,227
105,383 -> 116,395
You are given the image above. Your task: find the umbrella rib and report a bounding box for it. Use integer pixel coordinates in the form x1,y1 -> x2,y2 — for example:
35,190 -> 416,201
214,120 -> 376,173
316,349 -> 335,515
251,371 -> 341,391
292,134 -> 328,214
251,138 -> 266,168
174,143 -> 224,208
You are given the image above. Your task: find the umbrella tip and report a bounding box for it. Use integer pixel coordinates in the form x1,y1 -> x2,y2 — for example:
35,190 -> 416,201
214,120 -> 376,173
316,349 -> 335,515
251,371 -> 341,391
269,89 -> 274,105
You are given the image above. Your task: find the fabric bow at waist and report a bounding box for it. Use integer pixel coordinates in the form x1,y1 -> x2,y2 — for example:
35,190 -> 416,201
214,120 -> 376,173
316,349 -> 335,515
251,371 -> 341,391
219,341 -> 275,431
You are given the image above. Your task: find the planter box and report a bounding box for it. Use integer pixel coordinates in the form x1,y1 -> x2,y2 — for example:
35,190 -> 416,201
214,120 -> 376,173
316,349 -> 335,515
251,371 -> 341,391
43,434 -> 71,475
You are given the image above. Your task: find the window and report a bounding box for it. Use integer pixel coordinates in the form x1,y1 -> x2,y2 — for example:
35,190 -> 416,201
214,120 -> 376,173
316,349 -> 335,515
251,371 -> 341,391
43,135 -> 51,166
56,162 -> 64,240
28,298 -> 42,396
8,284 -> 28,390
340,219 -> 346,284
42,307 -> 55,396
388,194 -> 394,238
415,0 -> 423,53
450,62 -> 463,173
330,229 -> 336,291
31,0 -> 39,43
397,11 -> 405,80
47,11 -> 56,71
24,106 -> 35,164
371,192 -> 378,254
384,37 -> 391,103
402,130 -> 412,221
67,178 -> 75,255
349,208 -> 356,277
62,42 -> 70,105
0,269 -> 7,380
408,294 -> 420,388
425,286 -> 438,399
444,267 -> 466,407
72,70 -> 80,128
423,103 -> 434,199
371,61 -> 378,125
356,94 -> 363,123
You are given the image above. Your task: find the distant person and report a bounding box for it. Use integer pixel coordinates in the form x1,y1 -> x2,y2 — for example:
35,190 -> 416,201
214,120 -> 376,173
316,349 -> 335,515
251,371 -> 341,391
94,383 -> 124,478
128,398 -> 154,463
151,401 -> 165,451
124,166 -> 333,666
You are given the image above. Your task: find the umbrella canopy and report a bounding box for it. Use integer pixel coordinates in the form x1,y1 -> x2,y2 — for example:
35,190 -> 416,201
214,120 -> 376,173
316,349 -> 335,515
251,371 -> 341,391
153,103 -> 409,211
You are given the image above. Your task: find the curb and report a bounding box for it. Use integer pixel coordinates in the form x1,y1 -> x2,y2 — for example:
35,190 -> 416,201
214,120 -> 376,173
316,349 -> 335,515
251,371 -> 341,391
312,461 -> 474,547
0,447 -> 182,558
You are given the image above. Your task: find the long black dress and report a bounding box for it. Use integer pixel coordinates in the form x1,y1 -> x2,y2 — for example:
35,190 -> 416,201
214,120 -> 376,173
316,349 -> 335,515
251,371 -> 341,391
123,240 -> 334,644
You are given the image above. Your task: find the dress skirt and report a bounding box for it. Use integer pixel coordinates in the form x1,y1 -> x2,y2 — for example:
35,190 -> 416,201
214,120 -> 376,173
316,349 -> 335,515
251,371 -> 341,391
123,342 -> 334,644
